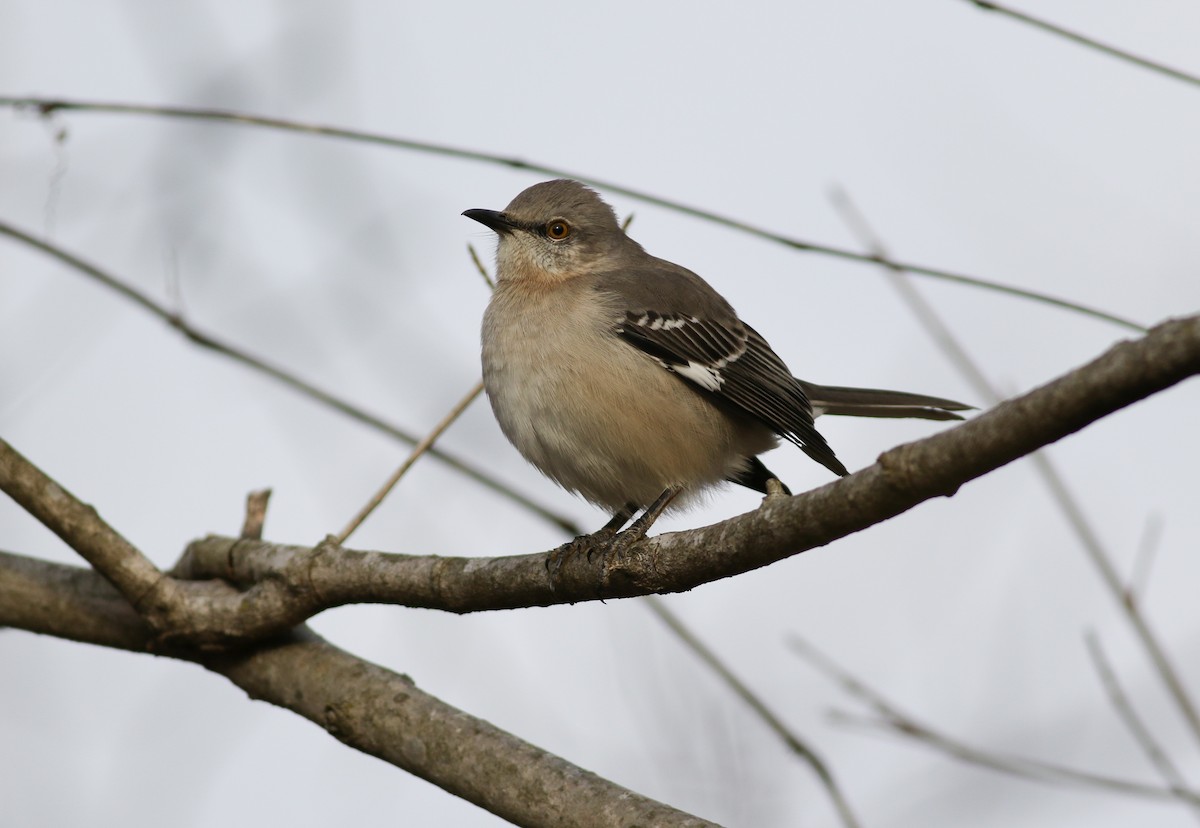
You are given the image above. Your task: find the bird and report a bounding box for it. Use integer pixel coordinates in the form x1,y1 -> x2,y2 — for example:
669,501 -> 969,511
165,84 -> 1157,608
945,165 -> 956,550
464,179 -> 969,544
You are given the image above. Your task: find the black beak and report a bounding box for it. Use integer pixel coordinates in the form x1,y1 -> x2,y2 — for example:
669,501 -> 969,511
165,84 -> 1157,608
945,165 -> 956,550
462,208 -> 518,235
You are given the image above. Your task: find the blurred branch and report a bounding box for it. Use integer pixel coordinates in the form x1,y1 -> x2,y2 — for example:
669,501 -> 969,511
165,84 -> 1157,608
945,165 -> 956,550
467,243 -> 495,289
1127,513 -> 1164,607
0,218 -> 580,536
830,189 -> 1200,753
0,95 -> 1146,333
1085,632 -> 1200,821
789,636 -> 1200,807
1031,453 -> 1200,749
966,2 -> 1200,90
643,596 -> 862,828
337,381 -> 485,543
0,552 -> 716,828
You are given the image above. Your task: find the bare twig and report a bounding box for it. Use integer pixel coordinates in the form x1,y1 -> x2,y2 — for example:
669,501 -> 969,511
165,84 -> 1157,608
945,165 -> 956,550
337,381 -> 485,544
790,636 -> 1200,806
831,707 -> 1196,804
1127,513 -> 1165,606
1033,454 -> 1200,750
0,95 -> 1145,332
643,596 -> 862,828
830,189 -> 1200,753
966,1 -> 1200,90
0,219 -> 579,536
466,243 -> 495,289
829,187 -> 997,405
1085,631 -> 1200,821
241,489 -> 272,541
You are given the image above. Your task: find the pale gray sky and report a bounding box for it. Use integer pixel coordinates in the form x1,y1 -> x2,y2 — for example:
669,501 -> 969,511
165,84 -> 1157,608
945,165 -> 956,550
2,2 -> 1199,826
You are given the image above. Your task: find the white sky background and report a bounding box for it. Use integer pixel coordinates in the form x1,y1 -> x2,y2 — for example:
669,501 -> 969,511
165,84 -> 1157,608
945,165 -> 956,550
2,2 -> 1199,826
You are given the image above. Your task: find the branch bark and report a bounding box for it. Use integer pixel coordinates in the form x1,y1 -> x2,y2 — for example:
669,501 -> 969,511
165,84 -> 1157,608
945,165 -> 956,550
0,551 -> 716,828
0,436 -> 171,608
174,314 -> 1199,619
3,316 -> 1197,826
3,316 -> 1198,651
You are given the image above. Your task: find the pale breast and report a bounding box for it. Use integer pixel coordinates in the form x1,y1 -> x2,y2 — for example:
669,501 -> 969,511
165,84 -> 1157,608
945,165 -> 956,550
482,279 -> 778,510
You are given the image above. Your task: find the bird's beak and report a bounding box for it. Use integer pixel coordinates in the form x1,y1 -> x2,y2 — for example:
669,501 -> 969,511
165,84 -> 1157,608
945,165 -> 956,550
462,208 -> 518,235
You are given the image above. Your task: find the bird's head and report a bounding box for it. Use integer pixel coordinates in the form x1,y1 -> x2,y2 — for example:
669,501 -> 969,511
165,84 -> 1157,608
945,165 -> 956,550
463,179 -> 632,284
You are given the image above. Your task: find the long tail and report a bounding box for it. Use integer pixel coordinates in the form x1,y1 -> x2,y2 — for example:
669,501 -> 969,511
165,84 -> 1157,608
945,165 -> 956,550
799,381 -> 972,421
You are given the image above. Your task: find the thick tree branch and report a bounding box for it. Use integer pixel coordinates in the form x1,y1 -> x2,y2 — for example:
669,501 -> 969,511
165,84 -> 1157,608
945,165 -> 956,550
0,437 -> 328,648
175,314 -> 1199,619
3,316 -> 1196,826
0,437 -> 172,610
215,632 -> 718,828
0,548 -> 152,650
4,316 -> 1197,650
0,550 -> 717,828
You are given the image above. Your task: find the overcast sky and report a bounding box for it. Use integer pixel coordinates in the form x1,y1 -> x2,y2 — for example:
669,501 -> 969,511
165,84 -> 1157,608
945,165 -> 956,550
3,2 -> 1199,826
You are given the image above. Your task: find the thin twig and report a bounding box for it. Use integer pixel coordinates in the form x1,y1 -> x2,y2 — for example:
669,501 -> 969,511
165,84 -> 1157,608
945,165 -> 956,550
1034,452 -> 1200,751
1127,513 -> 1164,607
0,219 -> 579,535
830,708 -> 1196,805
241,489 -> 272,541
467,243 -> 495,289
1085,631 -> 1200,822
338,382 -> 485,544
790,636 -> 1200,806
966,1 -> 1200,90
829,187 -> 1200,753
643,597 -> 862,828
0,95 -> 1145,333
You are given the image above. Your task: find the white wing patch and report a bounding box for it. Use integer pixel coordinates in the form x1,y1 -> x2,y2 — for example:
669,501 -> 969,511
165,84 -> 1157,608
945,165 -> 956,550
674,360 -> 725,391
632,312 -> 695,332
621,310 -> 747,393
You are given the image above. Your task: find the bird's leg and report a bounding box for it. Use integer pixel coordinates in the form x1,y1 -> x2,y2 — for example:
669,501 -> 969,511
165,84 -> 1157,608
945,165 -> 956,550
596,504 -> 638,540
607,487 -> 680,559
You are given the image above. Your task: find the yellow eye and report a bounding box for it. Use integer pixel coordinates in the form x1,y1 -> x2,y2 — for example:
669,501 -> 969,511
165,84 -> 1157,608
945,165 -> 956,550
545,220 -> 571,240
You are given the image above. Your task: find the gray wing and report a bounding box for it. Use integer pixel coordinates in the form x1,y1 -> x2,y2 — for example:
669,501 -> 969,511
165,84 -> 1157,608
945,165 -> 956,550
603,262 -> 849,477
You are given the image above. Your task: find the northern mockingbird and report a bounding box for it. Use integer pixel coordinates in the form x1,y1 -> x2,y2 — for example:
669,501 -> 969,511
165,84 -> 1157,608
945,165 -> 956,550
465,179 -> 968,542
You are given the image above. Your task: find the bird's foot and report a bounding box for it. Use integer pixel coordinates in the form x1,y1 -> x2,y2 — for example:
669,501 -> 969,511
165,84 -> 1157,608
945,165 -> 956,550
605,521 -> 652,565
546,527 -> 619,588
546,493 -> 676,595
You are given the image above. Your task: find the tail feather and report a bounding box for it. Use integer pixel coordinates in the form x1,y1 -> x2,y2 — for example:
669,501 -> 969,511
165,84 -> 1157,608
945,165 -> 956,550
799,381 -> 972,421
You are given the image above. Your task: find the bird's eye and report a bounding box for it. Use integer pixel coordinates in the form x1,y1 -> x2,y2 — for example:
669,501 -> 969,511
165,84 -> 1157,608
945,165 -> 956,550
545,220 -> 571,240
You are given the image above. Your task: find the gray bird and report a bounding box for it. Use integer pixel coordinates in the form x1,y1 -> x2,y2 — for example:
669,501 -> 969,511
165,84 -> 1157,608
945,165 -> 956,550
465,179 -> 969,541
